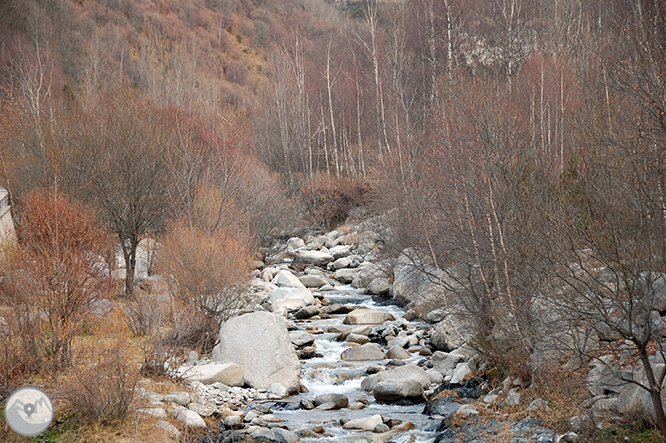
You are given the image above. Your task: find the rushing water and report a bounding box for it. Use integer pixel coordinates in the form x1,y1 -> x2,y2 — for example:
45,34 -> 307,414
262,284 -> 441,442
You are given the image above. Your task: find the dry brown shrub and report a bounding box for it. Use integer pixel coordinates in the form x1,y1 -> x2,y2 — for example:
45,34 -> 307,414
302,174 -> 370,230
63,342 -> 139,425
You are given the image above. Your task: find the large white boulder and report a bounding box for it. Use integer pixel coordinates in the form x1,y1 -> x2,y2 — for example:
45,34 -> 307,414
212,312 -> 301,393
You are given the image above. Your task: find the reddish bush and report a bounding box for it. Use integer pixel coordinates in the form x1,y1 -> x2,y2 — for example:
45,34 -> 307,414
302,174 -> 370,229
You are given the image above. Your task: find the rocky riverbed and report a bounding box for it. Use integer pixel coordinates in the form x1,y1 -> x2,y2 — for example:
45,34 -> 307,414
136,227 -> 591,442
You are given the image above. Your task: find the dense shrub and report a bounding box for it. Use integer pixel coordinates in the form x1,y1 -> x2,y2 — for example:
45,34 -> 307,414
302,174 -> 370,230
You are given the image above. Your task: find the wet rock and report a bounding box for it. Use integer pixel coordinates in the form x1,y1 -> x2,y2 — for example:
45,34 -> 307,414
212,312 -> 301,393
342,414 -> 384,431
314,393 -> 348,409
300,398 -> 315,410
294,305 -> 320,319
362,364 -> 431,391
264,428 -> 301,443
374,423 -> 390,433
177,362 -> 244,386
323,304 -> 354,314
373,379 -> 424,403
422,395 -> 461,416
341,343 -> 386,361
343,309 -> 395,325
290,331 -> 315,347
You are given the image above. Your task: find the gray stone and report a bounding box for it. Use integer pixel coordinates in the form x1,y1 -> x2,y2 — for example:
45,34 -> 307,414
272,270 -> 306,288
343,309 -> 395,325
341,343 -> 386,361
373,379 -> 424,403
455,404 -> 479,418
426,369 -> 444,385
386,346 -> 411,360
290,331 -> 315,347
430,315 -> 476,351
164,391 -> 191,406
176,408 -> 206,428
177,362 -> 244,386
332,256 -> 354,269
357,231 -> 383,255
188,402 -> 216,417
505,388 -> 521,406
450,362 -> 471,384
287,237 -> 306,251
329,245 -> 352,259
292,251 -> 334,268
299,274 -> 329,288
361,364 -> 431,391
352,262 -> 389,289
294,305 -> 320,319
314,394 -> 348,409
224,415 -> 242,428
373,423 -> 390,433
366,278 -> 390,295
346,333 -> 371,344
269,287 -> 315,306
271,298 -> 307,314
527,398 -> 549,412
342,414 -> 383,431
351,326 -> 373,336
588,355 -> 624,396
269,382 -> 289,398
264,428 -> 301,443
431,351 -> 465,375
334,268 -> 358,284
212,312 -> 301,393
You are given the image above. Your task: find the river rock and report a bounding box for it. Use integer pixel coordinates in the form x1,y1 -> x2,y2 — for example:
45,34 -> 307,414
450,362 -> 472,384
314,393 -> 348,409
212,312 -> 301,393
177,362 -> 244,386
367,278 -> 390,295
430,315 -> 475,351
361,364 -> 431,391
224,415 -> 242,428
269,287 -> 315,306
332,256 -> 354,269
373,379 -> 424,403
329,245 -> 352,259
164,391 -> 192,406
287,237 -> 306,251
265,428 -> 301,443
299,274 -> 329,288
188,402 -> 216,417
343,414 -> 384,431
334,268 -> 358,283
294,305 -> 320,319
346,333 -> 371,344
292,251 -> 334,268
341,343 -> 386,361
357,231 -> 383,255
426,368 -> 444,384
290,331 -> 315,347
271,298 -> 307,314
352,262 -> 389,289
343,309 -> 395,325
270,382 -> 289,398
386,346 -> 412,360
137,407 -> 167,418
272,270 -> 306,288
175,408 -> 206,428
323,304 -> 354,314
431,351 -> 465,375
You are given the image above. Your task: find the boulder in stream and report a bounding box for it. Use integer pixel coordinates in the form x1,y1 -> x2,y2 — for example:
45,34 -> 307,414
343,309 -> 395,325
340,343 -> 386,361
373,379 -> 424,403
212,312 -> 301,393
